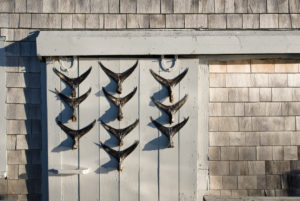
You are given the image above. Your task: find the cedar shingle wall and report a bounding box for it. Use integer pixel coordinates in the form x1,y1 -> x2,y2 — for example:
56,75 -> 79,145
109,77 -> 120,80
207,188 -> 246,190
209,59 -> 300,196
1,0 -> 300,200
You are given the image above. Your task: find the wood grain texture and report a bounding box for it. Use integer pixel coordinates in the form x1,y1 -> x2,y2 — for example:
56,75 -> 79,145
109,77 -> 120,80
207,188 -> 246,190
120,0 -> 137,13
215,0 -> 225,13
248,0 -> 267,13
174,0 -> 199,13
179,59 -> 198,201
127,14 -> 150,28
78,58 -> 100,201
99,59 -> 120,201
200,0 -> 215,13
43,0 -> 58,13
158,59 -> 180,201
161,0 -> 174,13
91,0 -> 108,13
60,58 -> 79,201
46,59 -> 62,201
75,0 -> 91,13
58,0 -> 75,13
109,0 -> 120,13
0,38 -> 6,177
225,0 -> 235,13
139,59 -> 159,201
137,0 -> 160,13
234,0 -> 248,13
119,59 -> 139,201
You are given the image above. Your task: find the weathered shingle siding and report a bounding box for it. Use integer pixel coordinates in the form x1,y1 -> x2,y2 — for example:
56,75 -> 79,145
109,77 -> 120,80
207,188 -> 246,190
1,0 -> 300,200
209,59 -> 300,196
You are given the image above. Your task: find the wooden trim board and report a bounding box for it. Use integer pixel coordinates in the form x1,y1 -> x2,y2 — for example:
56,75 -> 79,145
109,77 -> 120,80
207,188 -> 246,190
37,31 -> 300,56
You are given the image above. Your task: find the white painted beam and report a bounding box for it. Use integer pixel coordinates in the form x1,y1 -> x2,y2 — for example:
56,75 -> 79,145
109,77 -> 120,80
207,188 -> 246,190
37,31 -> 300,56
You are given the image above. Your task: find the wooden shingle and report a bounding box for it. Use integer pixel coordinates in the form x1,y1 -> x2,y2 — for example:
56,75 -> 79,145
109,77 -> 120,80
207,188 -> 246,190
137,0 -> 160,13
248,0 -> 267,13
120,0 -> 137,13
161,0 -> 174,13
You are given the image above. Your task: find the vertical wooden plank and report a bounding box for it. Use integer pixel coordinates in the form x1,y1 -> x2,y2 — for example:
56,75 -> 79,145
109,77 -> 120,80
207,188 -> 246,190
197,60 -> 209,199
179,59 -> 198,201
158,59 -> 180,201
0,38 -> 6,178
139,59 -> 159,201
78,58 -> 100,200
47,59 -> 62,201
119,59 -> 140,201
60,58 -> 79,201
41,61 -> 49,201
198,60 -> 209,170
99,59 -> 120,201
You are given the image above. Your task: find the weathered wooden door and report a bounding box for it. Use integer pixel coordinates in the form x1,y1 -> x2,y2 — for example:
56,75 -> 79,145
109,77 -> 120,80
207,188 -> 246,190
46,57 -> 206,201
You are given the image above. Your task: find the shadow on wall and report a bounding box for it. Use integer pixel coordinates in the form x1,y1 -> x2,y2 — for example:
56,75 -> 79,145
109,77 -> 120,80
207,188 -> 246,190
0,31 -> 45,201
287,169 -> 300,196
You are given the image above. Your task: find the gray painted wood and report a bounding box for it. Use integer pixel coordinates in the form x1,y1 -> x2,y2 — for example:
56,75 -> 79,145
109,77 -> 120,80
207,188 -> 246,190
179,59 -> 199,201
197,60 -> 209,170
197,60 -> 209,198
46,58 -> 62,201
37,31 -> 300,56
0,37 -> 7,178
159,60 -> 180,201
47,58 -> 81,201
99,59 -> 120,201
46,58 -> 204,201
41,59 -> 48,201
139,59 -> 159,201
60,58 -> 79,201
78,58 -> 100,201
119,59 -> 139,201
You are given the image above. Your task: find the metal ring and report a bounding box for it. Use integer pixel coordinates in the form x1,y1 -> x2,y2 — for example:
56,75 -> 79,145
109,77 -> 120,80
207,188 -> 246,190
159,55 -> 179,72
59,56 -> 75,72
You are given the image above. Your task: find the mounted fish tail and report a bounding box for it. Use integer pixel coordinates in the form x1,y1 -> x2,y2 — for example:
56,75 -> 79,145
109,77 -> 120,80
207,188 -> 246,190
57,120 -> 96,149
100,119 -> 139,146
102,87 -> 137,121
53,67 -> 92,97
55,88 -> 91,122
150,68 -> 188,103
151,94 -> 188,124
151,117 -> 189,148
99,61 -> 138,94
100,140 -> 139,171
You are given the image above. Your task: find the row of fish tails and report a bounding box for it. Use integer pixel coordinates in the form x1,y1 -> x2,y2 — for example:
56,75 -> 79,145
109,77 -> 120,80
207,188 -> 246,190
48,58 -> 198,201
